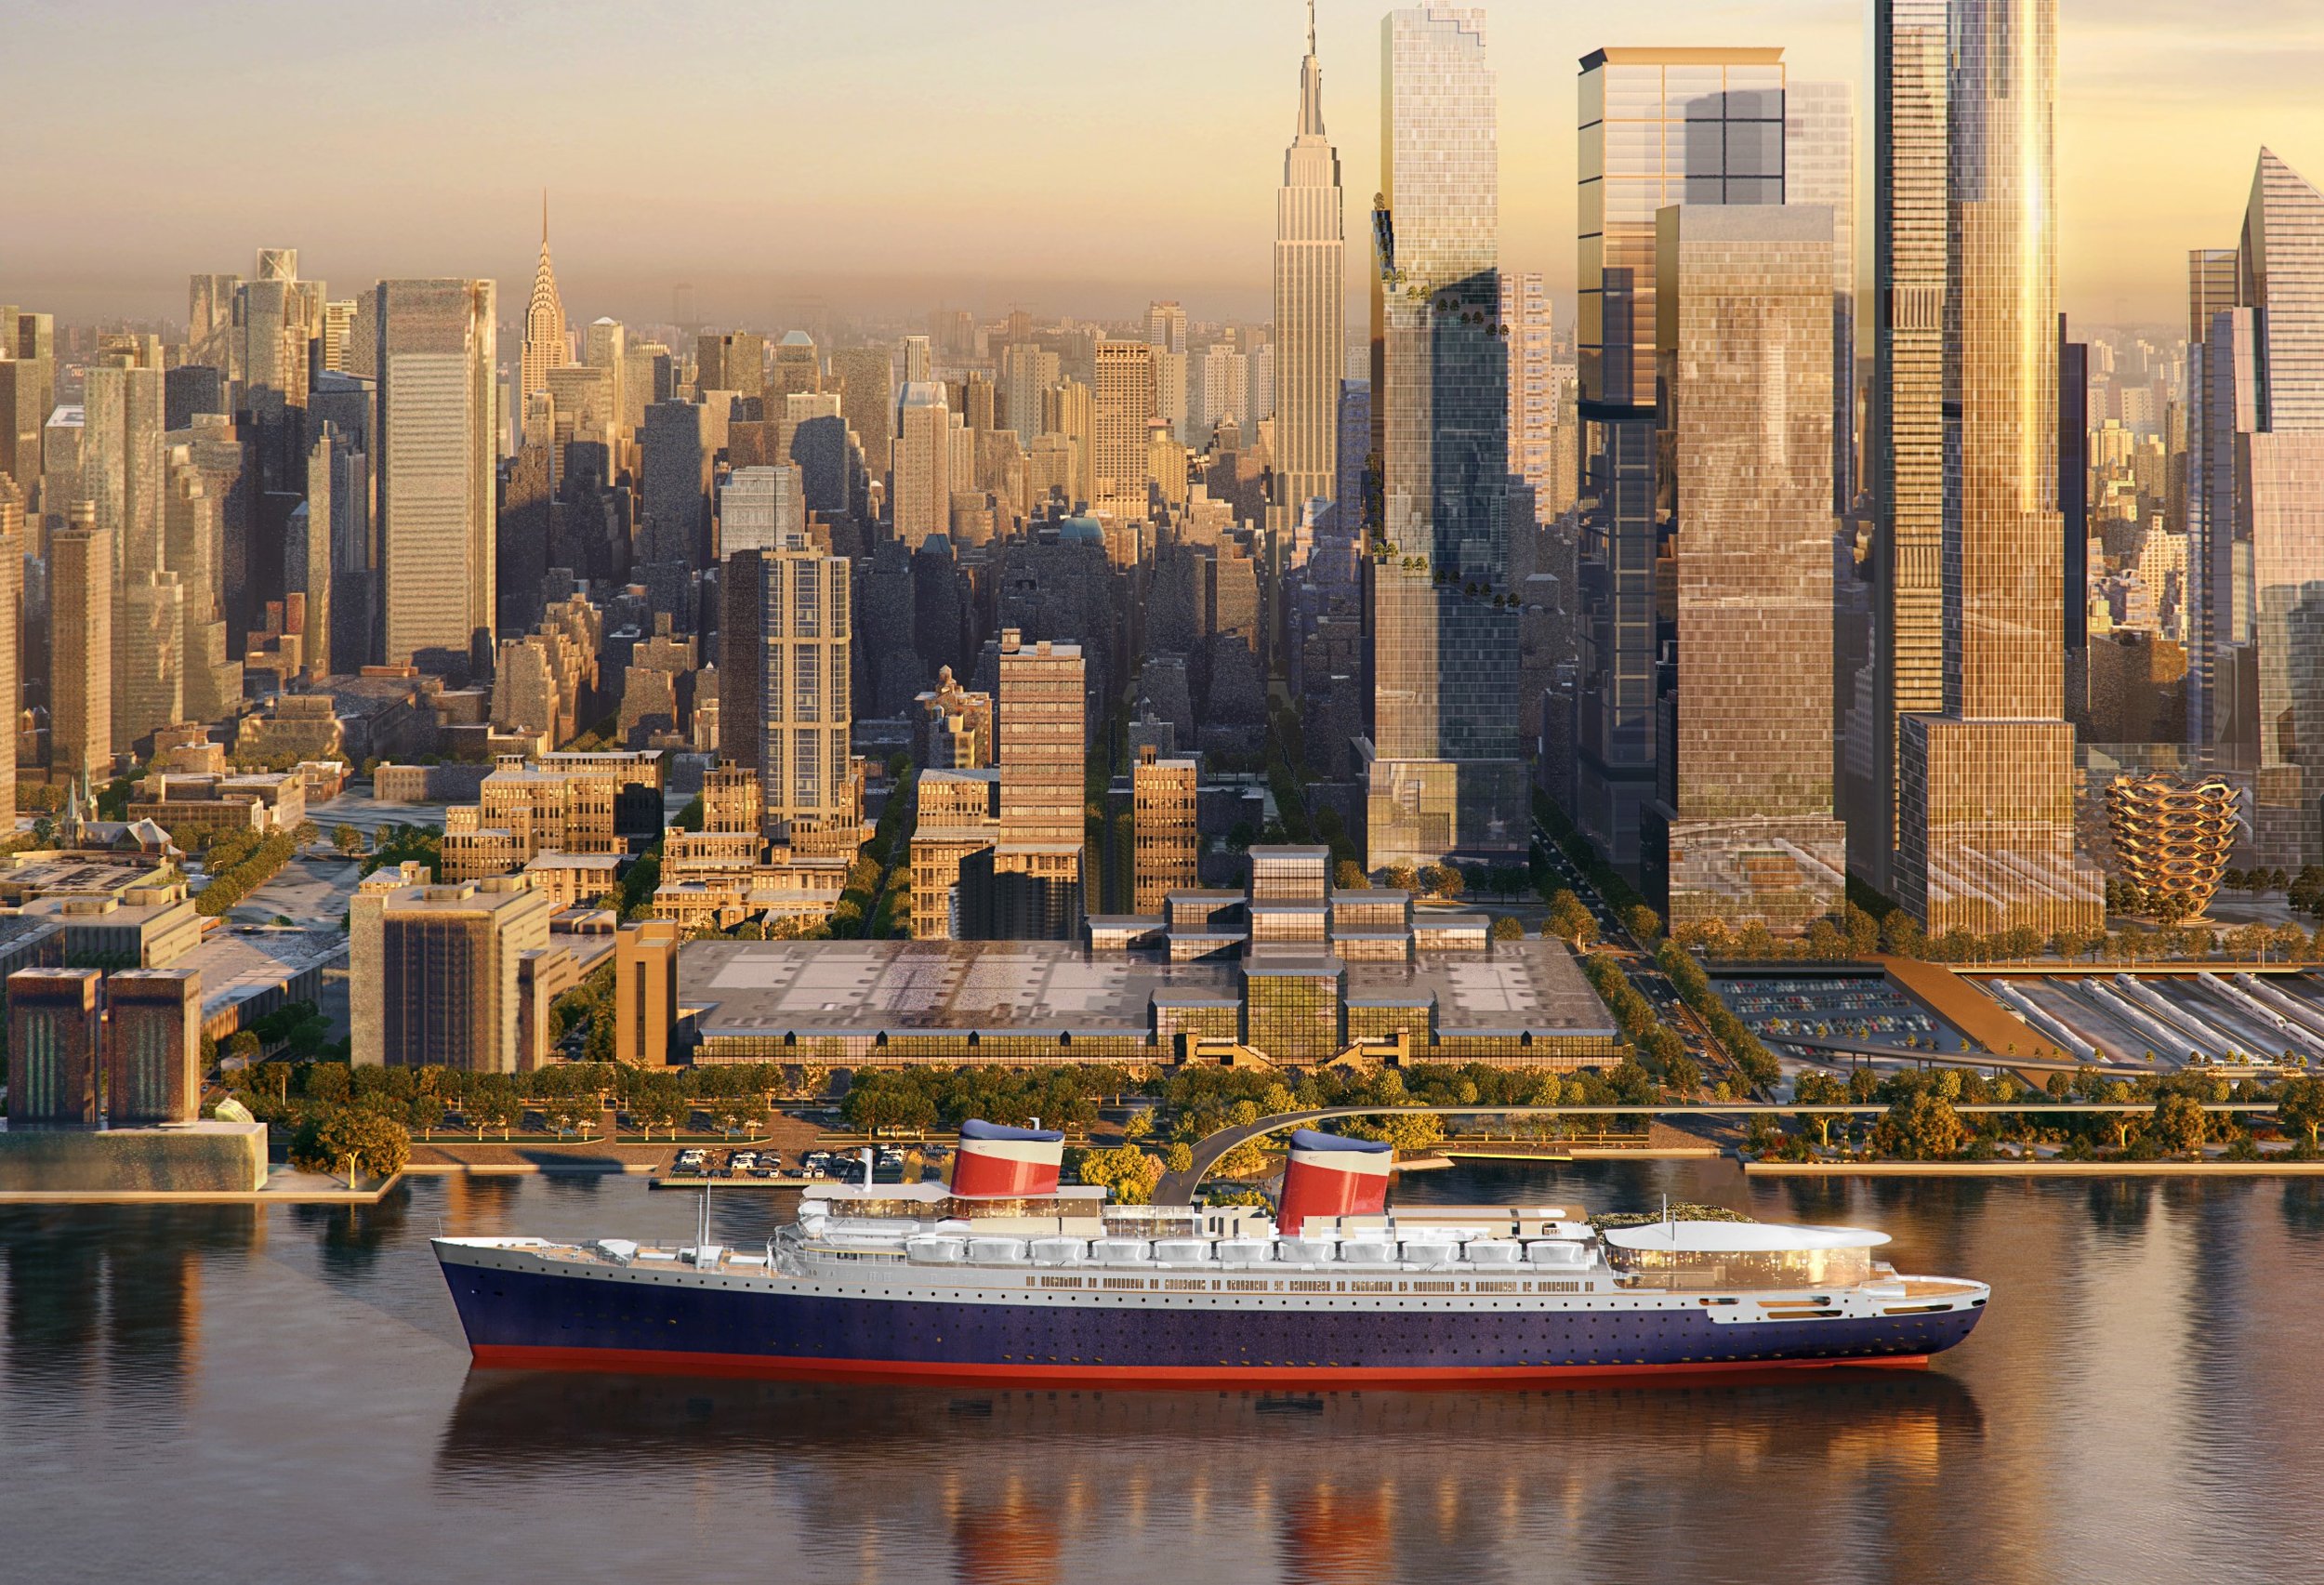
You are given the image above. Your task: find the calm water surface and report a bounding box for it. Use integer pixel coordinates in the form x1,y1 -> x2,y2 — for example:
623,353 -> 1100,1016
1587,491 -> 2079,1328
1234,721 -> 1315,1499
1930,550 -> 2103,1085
6,1161 -> 2322,1584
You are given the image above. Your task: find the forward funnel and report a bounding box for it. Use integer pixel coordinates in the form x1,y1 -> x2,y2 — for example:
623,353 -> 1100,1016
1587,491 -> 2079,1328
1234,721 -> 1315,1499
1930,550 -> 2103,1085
1276,1127 -> 1393,1233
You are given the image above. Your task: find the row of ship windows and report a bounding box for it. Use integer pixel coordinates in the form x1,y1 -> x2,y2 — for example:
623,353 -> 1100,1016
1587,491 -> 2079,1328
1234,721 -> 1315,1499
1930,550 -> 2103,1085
478,1265 -> 1956,1322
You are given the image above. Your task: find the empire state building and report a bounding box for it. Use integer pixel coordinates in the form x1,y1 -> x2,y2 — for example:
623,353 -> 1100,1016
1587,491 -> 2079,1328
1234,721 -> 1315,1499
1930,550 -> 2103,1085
1271,2 -> 1344,534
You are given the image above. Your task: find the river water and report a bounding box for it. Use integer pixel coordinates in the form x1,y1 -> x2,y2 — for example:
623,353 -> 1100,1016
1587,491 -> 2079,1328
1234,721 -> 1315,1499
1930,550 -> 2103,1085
5,1159 -> 2320,1584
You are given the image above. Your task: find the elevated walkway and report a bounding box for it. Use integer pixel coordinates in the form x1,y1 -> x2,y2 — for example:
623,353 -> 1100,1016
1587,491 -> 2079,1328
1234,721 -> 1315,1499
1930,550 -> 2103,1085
1875,955 -> 2064,1079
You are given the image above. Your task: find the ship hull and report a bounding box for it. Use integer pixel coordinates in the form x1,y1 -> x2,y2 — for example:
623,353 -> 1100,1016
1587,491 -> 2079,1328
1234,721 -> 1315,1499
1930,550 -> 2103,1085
467,1343 -> 1934,1388
441,1254 -> 1980,1389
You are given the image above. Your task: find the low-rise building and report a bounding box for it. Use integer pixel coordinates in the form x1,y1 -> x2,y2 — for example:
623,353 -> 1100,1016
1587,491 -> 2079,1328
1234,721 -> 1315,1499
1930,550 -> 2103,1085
439,751 -> 664,880
233,692 -> 346,767
520,851 -> 623,911
20,884 -> 204,969
128,771 -> 307,838
631,844 -> 1619,1071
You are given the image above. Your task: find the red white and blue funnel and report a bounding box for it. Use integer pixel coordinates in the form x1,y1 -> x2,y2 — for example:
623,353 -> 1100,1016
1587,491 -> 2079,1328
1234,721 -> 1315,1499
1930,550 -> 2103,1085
1277,1128 -> 1393,1233
951,1119 -> 1066,1197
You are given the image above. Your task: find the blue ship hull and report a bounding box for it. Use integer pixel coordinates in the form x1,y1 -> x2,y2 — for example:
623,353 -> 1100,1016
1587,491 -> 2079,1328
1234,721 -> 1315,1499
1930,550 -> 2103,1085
441,1258 -> 1982,1387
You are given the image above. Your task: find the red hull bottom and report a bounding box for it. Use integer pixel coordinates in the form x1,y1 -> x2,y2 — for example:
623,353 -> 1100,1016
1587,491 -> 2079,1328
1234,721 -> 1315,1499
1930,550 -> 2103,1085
469,1343 -> 1933,1389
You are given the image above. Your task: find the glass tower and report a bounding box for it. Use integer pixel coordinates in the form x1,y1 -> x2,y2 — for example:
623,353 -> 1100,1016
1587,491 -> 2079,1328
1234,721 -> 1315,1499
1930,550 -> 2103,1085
1363,7 -> 1522,869
1574,46 -> 1785,868
2184,244 -> 2243,756
1642,204 -> 1848,932
1784,79 -> 1858,519
1863,0 -> 1948,896
1892,0 -> 2102,935
2236,151 -> 2324,865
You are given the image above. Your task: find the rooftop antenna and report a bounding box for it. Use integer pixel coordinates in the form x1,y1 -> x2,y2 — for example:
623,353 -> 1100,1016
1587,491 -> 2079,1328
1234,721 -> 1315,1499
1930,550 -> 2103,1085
541,187 -> 548,246
1308,0 -> 1316,57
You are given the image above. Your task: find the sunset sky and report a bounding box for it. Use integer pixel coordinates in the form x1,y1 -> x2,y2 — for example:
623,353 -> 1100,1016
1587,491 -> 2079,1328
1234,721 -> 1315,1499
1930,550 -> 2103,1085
6,0 -> 2321,333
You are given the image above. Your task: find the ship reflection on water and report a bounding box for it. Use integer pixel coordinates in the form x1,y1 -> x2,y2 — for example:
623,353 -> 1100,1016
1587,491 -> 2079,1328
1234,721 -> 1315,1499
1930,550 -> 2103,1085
19,1166 -> 2324,1582
440,1368 -> 1983,1581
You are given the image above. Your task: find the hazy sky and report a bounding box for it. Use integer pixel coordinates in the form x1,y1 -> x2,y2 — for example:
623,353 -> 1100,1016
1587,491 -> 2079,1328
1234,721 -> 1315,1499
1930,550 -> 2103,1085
6,0 -> 2322,333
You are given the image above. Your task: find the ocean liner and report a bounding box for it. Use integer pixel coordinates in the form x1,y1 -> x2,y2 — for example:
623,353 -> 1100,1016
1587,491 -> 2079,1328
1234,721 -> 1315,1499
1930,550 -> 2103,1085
436,1122 -> 1986,1386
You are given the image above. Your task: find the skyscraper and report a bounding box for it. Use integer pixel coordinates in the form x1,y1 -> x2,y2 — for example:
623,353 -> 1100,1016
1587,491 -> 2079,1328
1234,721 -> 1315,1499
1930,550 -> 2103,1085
1364,7 -> 1522,870
0,310 -> 50,499
1093,341 -> 1155,519
376,278 -> 496,675
1272,1 -> 1344,529
1194,342 -> 1249,437
0,476 -> 20,818
1001,340 -> 1060,445
640,399 -> 712,568
755,523 -> 853,845
1132,745 -> 1199,914
51,504 -> 112,781
1501,271 -> 1555,525
971,628 -> 1086,939
892,381 -> 954,545
1042,377 -> 1097,510
999,629 -> 1083,850
832,344 -> 893,480
1863,0 -> 1947,894
1785,79 -> 1858,518
521,197 -> 571,415
1642,204 -> 1847,931
2185,244 -> 2243,755
901,334 -> 932,385
2184,152 -> 2324,864
1892,0 -> 2100,934
1572,46 -> 1787,867
771,331 -> 821,402
720,465 -> 805,556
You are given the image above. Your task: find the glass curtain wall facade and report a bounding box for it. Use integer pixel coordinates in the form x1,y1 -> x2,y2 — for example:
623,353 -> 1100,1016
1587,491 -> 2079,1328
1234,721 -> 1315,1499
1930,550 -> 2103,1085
2234,152 -> 2324,865
2185,245 -> 2243,757
1783,80 -> 1858,519
1861,0 -> 1948,895
1892,0 -> 2102,935
1365,7 -> 1522,869
1575,47 -> 1785,869
1642,204 -> 1848,933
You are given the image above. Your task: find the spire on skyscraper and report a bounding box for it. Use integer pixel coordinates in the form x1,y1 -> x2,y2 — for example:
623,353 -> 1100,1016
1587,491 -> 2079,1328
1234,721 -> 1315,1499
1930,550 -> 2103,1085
1274,0 -> 1343,537
1299,0 -> 1326,137
521,192 -> 572,411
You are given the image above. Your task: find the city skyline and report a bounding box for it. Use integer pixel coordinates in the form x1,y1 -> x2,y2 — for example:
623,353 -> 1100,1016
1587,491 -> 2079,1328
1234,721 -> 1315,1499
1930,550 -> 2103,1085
7,1 -> 2321,329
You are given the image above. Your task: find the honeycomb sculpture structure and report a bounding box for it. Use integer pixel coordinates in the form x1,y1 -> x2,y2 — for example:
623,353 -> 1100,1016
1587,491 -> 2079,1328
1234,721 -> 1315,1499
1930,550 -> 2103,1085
2104,774 -> 2239,918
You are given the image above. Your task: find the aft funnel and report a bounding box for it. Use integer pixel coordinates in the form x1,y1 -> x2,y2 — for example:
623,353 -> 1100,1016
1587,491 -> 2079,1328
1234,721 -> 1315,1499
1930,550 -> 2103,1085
951,1118 -> 1066,1196
1277,1127 -> 1393,1233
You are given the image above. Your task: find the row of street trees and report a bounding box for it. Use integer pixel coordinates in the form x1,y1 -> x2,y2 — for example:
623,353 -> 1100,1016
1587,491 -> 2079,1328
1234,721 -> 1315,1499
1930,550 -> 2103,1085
1760,1066 -> 2324,1162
